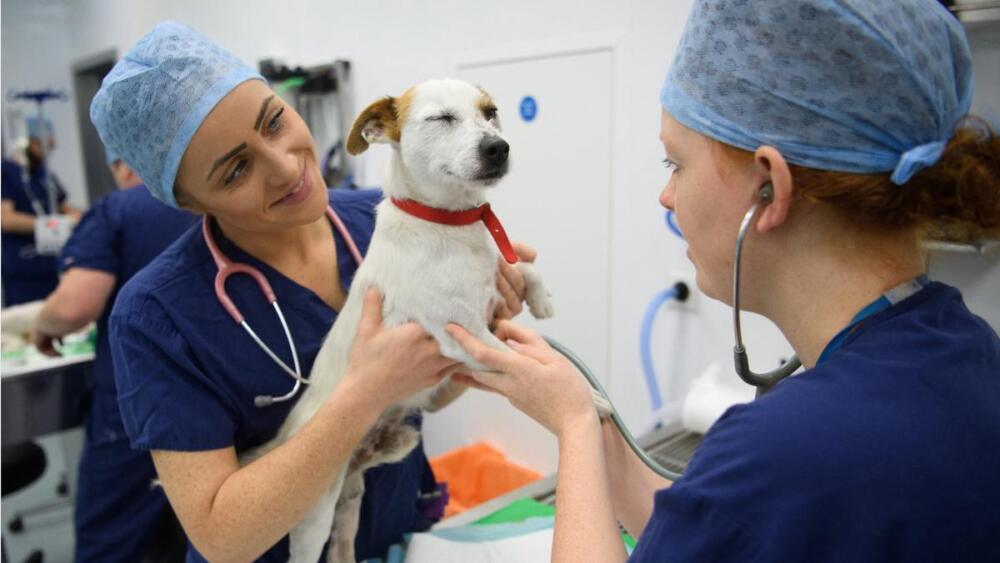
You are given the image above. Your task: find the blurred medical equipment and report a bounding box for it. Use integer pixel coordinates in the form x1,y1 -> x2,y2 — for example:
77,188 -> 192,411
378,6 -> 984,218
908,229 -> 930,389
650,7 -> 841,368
664,209 -> 683,240
202,206 -> 363,407
732,184 -> 801,395
639,282 -> 688,418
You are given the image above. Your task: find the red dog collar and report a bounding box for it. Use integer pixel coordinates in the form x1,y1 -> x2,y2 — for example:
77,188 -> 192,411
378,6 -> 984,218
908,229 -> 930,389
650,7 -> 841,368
390,197 -> 518,264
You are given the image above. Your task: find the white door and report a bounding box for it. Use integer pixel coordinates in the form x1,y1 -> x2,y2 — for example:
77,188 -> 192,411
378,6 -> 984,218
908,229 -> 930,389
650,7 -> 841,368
422,49 -> 613,474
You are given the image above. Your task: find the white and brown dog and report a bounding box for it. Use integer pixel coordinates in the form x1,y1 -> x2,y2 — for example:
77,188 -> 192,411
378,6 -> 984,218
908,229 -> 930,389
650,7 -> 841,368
239,78 -> 555,562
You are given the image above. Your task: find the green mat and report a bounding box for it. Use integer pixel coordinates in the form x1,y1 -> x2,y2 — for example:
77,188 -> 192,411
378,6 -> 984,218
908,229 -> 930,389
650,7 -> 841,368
472,497 -> 636,549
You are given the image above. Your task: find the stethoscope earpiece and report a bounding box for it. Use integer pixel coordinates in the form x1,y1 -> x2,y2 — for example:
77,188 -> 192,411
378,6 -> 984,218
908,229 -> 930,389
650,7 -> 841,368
758,182 -> 775,205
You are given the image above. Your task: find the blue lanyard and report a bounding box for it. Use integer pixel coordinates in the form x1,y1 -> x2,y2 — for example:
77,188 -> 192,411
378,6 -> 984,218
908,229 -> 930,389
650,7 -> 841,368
816,275 -> 930,365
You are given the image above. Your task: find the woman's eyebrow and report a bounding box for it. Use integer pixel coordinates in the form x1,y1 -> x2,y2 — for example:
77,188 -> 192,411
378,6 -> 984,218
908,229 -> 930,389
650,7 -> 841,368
254,95 -> 275,131
206,142 -> 247,181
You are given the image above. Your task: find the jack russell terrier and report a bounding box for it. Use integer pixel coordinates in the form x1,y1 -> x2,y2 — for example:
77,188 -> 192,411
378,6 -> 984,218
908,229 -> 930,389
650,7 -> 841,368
240,78 -> 557,562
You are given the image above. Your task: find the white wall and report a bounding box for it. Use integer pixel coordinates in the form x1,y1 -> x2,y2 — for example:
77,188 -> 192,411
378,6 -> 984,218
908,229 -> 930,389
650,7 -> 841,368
4,0 -> 998,472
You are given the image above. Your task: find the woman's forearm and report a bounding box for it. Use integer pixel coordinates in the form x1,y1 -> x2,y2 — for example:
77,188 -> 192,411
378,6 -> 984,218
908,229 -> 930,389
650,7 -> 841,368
552,413 -> 628,563
161,378 -> 382,562
601,421 -> 672,538
0,207 -> 36,234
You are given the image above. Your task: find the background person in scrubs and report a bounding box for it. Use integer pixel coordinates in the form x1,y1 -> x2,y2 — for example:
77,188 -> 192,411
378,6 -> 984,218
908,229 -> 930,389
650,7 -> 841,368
91,22 -> 534,562
32,151 -> 197,563
450,0 -> 1000,561
1,123 -> 82,306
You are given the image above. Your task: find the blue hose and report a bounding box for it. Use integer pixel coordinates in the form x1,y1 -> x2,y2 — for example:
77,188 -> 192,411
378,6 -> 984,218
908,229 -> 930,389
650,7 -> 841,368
665,210 -> 684,240
640,286 -> 680,413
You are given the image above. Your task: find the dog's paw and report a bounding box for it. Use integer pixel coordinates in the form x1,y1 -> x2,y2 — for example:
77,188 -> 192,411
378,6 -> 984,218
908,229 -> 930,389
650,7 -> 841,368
526,288 -> 554,319
353,419 -> 422,472
591,388 -> 614,420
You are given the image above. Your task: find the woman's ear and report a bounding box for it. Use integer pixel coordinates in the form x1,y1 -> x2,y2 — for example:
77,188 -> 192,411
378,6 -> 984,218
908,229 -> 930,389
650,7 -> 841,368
752,146 -> 793,234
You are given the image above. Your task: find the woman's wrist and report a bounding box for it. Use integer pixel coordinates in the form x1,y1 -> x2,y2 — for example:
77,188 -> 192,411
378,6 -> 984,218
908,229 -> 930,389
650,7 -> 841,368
556,409 -> 602,442
326,374 -> 386,427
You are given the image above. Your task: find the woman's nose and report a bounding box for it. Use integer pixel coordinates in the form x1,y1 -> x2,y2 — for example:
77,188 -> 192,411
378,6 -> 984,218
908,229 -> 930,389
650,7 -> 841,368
659,179 -> 676,210
264,146 -> 300,188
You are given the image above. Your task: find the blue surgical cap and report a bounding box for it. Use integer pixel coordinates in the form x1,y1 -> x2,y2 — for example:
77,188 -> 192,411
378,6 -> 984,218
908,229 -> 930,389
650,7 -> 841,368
90,21 -> 263,207
26,116 -> 53,141
660,0 -> 973,185
103,145 -> 120,166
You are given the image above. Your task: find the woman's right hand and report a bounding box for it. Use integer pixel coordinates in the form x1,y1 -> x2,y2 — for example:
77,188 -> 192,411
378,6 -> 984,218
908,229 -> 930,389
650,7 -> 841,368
446,320 -> 598,438
342,288 -> 459,410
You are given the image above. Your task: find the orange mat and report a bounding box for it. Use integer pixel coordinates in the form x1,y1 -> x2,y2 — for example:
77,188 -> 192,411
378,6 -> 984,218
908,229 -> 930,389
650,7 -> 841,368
430,442 -> 542,517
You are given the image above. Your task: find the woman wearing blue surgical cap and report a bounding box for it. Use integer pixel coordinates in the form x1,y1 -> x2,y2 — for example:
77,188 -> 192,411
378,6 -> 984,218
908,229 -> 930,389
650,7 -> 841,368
91,21 -> 534,562
451,0 -> 1000,561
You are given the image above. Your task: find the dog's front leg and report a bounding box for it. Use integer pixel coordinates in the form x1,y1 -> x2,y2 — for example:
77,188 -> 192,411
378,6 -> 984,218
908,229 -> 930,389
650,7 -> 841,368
424,366 -> 467,412
327,469 -> 365,563
516,261 -> 554,319
287,467 -> 346,563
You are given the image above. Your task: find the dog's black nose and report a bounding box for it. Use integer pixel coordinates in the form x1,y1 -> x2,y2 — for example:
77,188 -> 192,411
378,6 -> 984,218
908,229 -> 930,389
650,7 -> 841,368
479,137 -> 509,166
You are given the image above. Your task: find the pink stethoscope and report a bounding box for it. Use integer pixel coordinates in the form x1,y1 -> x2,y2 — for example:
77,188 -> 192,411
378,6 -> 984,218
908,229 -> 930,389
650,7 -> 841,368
202,206 -> 364,407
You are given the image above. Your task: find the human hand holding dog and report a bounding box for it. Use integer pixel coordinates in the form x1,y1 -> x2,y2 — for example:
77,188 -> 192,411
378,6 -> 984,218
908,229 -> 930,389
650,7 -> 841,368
446,320 -> 597,437
493,242 -> 537,321
344,288 -> 460,411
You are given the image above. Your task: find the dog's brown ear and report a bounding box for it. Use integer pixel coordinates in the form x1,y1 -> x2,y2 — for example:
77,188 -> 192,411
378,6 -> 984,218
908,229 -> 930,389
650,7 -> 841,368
347,96 -> 399,155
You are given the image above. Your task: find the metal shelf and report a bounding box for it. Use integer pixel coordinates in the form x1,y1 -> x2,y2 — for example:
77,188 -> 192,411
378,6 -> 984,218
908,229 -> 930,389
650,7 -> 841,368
924,239 -> 1000,255
950,1 -> 1000,25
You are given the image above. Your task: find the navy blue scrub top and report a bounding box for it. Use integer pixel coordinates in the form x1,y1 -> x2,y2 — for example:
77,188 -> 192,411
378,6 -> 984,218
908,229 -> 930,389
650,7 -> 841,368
629,282 -> 1000,562
1,159 -> 67,305
110,188 -> 437,562
59,185 -> 198,445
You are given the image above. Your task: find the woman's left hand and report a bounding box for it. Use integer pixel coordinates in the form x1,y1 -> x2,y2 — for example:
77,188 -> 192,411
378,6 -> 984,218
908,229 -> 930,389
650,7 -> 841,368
492,242 -> 538,322
446,320 -> 597,438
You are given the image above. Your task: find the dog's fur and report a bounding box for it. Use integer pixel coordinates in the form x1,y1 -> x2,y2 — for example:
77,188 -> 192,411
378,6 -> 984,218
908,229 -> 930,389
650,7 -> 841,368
238,79 -> 556,563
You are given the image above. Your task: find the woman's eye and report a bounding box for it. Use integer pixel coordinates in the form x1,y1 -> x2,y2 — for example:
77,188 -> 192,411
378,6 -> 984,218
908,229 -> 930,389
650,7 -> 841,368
266,108 -> 284,135
224,158 -> 248,186
662,157 -> 679,172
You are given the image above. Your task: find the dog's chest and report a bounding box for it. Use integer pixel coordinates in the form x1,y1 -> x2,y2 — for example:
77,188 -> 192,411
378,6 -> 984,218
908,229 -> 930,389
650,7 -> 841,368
363,215 -> 500,324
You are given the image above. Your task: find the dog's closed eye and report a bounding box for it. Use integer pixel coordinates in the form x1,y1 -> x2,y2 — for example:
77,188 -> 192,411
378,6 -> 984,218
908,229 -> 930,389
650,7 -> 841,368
427,113 -> 457,124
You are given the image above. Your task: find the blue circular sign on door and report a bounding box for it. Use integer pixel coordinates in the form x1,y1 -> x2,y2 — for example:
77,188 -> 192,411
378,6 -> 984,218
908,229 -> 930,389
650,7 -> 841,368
519,96 -> 537,122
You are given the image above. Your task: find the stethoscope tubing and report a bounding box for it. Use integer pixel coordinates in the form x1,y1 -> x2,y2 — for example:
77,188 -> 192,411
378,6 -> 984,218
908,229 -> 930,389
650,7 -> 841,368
202,205 -> 363,407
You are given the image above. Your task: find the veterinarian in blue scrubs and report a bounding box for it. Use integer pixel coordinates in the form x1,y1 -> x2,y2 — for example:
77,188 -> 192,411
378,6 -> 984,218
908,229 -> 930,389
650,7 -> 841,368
91,22 -> 531,562
33,151 -> 198,562
0,130 -> 81,306
450,1 -> 1000,561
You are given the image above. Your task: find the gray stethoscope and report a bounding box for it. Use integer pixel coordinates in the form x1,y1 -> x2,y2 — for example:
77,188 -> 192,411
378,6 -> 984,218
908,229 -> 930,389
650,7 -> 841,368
732,183 -> 802,396
203,207 -> 364,407
548,183 -> 797,481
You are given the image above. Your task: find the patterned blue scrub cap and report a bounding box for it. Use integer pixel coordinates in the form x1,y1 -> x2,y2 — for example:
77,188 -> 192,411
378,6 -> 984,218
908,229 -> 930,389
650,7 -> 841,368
103,144 -> 120,166
660,0 -> 973,185
26,116 -> 53,141
90,21 -> 263,207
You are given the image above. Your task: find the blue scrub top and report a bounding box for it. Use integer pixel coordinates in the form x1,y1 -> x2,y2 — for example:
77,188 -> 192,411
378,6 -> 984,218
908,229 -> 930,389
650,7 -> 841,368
59,185 -> 198,444
110,188 -> 438,562
1,159 -> 67,305
629,282 -> 1000,562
